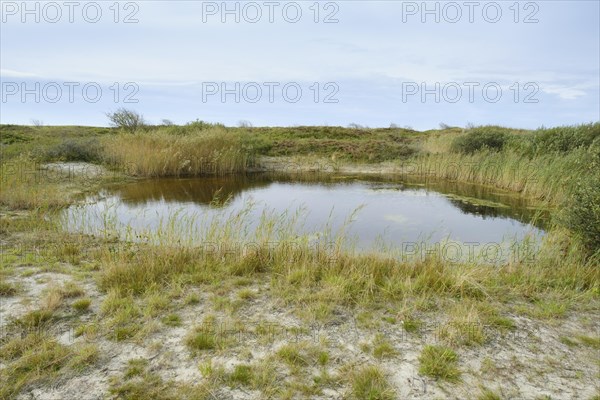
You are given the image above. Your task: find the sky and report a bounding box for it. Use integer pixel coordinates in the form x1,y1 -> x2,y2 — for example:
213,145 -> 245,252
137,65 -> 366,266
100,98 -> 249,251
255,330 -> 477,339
1,0 -> 599,130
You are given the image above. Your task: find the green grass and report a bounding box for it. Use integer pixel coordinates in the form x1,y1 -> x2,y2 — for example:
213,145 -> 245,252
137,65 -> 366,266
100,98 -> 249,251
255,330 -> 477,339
418,345 -> 461,381
477,388 -> 502,400
577,335 -> 600,349
72,298 -> 92,312
346,365 -> 395,400
161,313 -> 182,327
109,358 -> 213,400
0,333 -> 98,398
228,364 -> 253,386
372,334 -> 397,359
0,280 -> 18,296
185,319 -> 224,353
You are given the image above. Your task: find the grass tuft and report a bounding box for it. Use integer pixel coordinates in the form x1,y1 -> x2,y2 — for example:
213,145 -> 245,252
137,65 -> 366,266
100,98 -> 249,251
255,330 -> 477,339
418,345 -> 461,381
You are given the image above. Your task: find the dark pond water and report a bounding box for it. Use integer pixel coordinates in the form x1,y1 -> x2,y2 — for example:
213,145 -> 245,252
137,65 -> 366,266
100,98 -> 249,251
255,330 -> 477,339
63,174 -> 546,262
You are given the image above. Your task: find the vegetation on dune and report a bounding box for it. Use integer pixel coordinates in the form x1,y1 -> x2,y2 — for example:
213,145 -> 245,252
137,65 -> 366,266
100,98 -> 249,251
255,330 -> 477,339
0,119 -> 599,398
450,126 -> 512,154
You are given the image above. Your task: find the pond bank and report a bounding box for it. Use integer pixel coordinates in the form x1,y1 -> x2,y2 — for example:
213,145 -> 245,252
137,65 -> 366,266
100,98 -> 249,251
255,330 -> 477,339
1,159 -> 598,399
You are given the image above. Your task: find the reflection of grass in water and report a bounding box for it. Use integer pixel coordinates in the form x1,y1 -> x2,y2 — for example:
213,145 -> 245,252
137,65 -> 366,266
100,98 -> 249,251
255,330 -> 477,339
82,195 -> 598,329
63,191 -> 545,269
443,193 -> 510,209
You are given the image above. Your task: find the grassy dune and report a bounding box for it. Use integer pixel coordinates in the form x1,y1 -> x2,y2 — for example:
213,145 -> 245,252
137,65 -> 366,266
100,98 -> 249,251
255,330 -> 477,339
0,122 -> 599,398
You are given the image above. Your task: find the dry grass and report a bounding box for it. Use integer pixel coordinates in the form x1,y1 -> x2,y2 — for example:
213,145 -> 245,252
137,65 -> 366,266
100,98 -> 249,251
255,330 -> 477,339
0,157 -> 71,210
102,127 -> 255,177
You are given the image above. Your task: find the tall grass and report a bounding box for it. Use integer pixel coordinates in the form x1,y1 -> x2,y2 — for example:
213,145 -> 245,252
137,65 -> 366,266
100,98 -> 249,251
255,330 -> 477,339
413,123 -> 600,253
91,202 -> 598,314
101,127 -> 255,177
405,150 -> 587,204
0,156 -> 70,210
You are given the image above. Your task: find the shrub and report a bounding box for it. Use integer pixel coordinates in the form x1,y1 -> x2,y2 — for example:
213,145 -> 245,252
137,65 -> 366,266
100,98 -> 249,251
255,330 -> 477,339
530,123 -> 600,155
561,171 -> 600,254
451,127 -> 510,154
106,108 -> 145,133
43,138 -> 102,162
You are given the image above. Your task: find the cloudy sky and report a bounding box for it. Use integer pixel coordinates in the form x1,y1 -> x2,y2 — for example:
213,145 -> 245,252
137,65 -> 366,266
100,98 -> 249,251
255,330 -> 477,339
1,0 -> 598,129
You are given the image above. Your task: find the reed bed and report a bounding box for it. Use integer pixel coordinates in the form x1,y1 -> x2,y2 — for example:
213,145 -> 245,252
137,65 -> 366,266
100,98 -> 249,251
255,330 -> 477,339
405,150 -> 585,204
101,127 -> 255,177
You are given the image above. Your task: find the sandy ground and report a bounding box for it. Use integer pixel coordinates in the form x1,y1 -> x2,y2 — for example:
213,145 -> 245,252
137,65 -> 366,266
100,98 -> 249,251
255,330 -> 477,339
2,255 -> 598,399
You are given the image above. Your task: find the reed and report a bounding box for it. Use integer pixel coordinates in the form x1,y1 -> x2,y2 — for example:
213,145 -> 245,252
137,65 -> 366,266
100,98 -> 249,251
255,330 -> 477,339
404,150 -> 586,204
101,127 -> 255,177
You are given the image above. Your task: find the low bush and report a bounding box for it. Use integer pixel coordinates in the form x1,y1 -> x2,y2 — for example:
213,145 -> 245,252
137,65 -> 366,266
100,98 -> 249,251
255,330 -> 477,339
561,170 -> 600,255
43,138 -> 102,162
451,127 -> 511,154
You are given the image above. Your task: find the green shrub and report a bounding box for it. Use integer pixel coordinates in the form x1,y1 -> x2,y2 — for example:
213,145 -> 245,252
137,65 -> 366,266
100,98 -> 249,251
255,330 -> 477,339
561,171 -> 600,254
43,138 -> 102,162
164,120 -> 226,135
530,123 -> 600,155
451,127 -> 511,154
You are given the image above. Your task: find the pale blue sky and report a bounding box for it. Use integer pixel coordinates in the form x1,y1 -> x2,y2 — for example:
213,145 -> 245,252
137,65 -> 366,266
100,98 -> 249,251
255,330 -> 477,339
1,0 -> 598,129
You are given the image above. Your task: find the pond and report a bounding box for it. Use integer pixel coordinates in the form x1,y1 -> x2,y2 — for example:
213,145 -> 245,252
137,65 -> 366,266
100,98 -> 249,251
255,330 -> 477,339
62,174 -> 546,263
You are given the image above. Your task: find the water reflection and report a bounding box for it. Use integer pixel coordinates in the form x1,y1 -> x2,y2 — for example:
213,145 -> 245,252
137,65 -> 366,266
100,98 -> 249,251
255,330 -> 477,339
110,173 -> 548,229
65,173 -> 546,255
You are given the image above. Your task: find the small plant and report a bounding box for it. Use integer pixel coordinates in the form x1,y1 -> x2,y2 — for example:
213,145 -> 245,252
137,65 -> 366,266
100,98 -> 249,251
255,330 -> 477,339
402,315 -> 422,333
372,334 -> 397,359
0,281 -> 17,296
418,345 -> 461,381
161,314 -> 182,327
68,344 -> 99,371
124,358 -> 149,379
237,288 -> 256,300
184,293 -> 201,305
185,323 -> 220,353
478,388 -> 502,400
276,344 -> 306,367
347,365 -> 395,400
577,335 -> 600,349
60,281 -> 85,298
16,309 -> 54,329
228,364 -> 253,386
72,298 -> 92,312
43,138 -> 102,162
